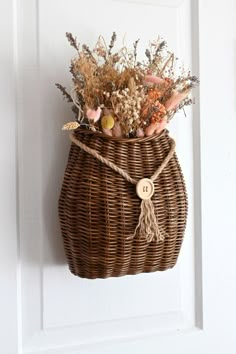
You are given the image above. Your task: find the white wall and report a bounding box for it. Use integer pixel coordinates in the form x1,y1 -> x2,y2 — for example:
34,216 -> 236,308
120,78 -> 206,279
0,0 -> 18,353
0,0 -> 236,353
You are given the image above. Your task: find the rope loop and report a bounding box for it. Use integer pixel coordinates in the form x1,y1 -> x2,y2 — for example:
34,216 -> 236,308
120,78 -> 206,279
70,132 -> 175,184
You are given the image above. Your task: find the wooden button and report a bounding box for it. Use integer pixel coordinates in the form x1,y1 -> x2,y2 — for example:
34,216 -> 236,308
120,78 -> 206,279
136,178 -> 155,200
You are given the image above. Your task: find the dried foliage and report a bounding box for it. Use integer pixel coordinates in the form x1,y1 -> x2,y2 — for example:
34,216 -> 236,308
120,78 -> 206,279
57,32 -> 199,137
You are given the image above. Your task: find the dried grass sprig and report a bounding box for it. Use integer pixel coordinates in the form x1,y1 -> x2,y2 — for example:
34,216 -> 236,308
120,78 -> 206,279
55,83 -> 73,102
66,32 -> 79,51
82,44 -> 95,61
108,32 -> 117,56
133,39 -> 140,64
145,49 -> 152,64
155,40 -> 166,56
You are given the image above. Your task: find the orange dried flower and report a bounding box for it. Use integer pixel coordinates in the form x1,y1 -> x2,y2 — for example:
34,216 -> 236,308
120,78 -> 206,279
141,88 -> 166,124
151,101 -> 166,123
147,87 -> 161,100
140,88 -> 161,118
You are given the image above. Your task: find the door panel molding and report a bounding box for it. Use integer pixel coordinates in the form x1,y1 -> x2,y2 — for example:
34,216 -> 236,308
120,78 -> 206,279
14,0 -> 203,353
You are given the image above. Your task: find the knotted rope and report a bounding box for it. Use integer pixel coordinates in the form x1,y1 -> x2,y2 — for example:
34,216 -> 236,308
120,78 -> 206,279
70,132 -> 176,242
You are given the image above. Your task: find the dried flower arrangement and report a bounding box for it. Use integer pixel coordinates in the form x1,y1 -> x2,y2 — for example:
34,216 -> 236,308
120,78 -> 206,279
57,32 -> 199,137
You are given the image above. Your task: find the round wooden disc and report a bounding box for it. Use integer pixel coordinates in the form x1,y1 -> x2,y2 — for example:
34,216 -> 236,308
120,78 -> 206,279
136,178 -> 155,200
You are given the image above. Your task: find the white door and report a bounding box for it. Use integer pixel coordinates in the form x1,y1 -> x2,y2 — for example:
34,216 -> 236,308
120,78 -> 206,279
1,0 -> 236,353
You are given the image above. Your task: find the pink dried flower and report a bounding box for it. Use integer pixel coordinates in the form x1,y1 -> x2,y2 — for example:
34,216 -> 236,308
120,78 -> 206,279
145,116 -> 168,137
136,127 -> 145,137
165,91 -> 189,111
86,107 -> 102,122
102,128 -> 113,136
112,122 -> 123,137
144,75 -> 165,85
145,122 -> 159,136
155,117 -> 168,134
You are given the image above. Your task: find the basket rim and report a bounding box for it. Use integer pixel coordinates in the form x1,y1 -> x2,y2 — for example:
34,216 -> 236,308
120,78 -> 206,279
74,127 -> 169,144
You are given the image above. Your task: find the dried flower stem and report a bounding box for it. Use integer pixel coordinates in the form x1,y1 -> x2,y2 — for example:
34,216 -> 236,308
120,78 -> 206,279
161,53 -> 174,75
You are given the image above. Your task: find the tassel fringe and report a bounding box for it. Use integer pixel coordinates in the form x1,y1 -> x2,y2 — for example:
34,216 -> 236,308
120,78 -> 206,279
132,199 -> 165,243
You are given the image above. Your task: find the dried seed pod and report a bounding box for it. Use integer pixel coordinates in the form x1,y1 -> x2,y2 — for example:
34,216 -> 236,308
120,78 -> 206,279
62,121 -> 80,130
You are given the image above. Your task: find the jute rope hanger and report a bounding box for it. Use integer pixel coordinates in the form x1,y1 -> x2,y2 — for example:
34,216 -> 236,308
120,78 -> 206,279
70,132 -> 176,242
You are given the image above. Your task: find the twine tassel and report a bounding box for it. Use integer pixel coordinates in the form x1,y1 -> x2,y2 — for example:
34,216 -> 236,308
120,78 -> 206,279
133,199 -> 165,243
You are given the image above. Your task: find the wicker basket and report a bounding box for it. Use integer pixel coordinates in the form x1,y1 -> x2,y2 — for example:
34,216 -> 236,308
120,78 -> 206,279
58,128 -> 187,279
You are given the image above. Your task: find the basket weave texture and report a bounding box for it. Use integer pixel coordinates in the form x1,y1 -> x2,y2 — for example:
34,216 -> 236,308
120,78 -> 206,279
58,129 -> 188,279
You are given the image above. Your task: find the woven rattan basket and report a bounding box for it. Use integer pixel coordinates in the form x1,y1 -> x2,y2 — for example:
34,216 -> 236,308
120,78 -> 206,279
58,128 -> 187,279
